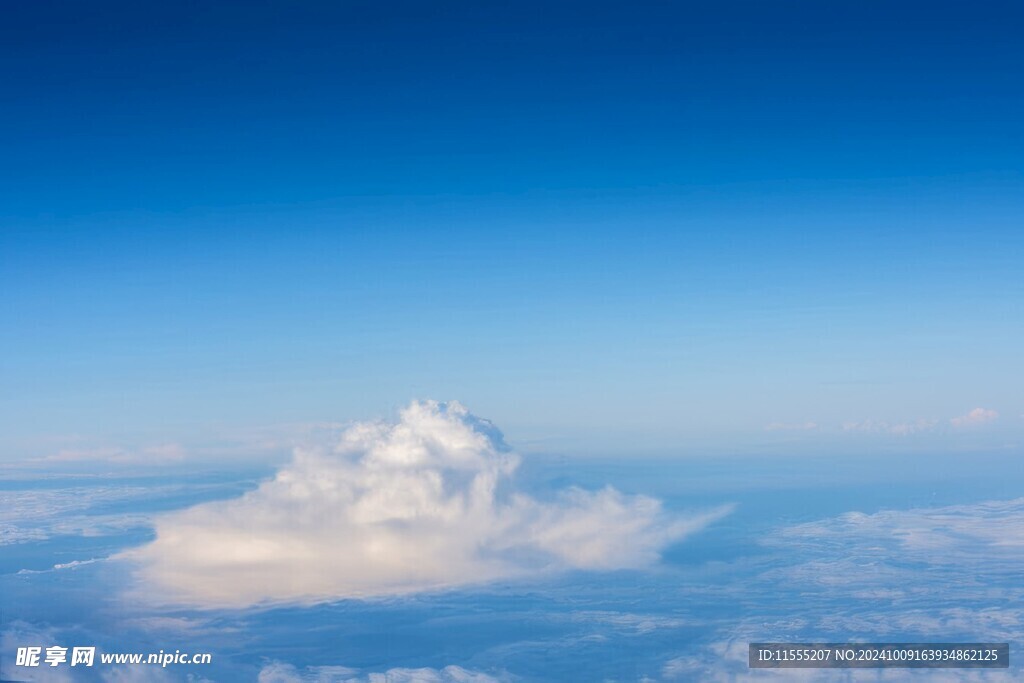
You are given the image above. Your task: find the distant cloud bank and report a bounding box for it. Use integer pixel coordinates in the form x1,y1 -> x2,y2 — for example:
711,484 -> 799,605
772,406 -> 1003,437
40,443 -> 186,465
841,417 -> 939,436
949,407 -> 999,428
126,400 -> 730,608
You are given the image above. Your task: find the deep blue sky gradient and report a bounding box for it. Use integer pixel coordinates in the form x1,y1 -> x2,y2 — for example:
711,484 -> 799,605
2,1 -> 1023,458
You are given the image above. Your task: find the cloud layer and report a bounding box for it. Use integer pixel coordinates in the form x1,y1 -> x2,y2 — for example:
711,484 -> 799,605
258,662 -> 502,683
127,400 -> 727,608
661,497 -> 1024,681
1,485 -> 170,546
773,497 -> 1024,568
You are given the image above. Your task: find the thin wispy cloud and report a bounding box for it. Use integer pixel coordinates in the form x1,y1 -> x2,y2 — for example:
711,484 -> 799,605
125,400 -> 731,608
840,418 -> 939,436
258,662 -> 503,683
840,407 -> 1002,436
16,558 -> 103,575
763,407 -> 1005,438
950,407 -> 999,428
39,443 -> 186,465
764,421 -> 817,432
775,497 -> 1024,558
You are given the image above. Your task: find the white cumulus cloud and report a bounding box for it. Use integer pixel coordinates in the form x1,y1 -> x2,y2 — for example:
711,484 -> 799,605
125,400 -> 729,608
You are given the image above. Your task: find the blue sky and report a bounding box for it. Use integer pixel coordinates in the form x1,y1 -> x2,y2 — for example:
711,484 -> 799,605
4,5 -> 1024,681
3,0 -> 1023,462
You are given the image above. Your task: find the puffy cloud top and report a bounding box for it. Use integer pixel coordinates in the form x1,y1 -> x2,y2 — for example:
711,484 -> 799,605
126,401 -> 727,608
